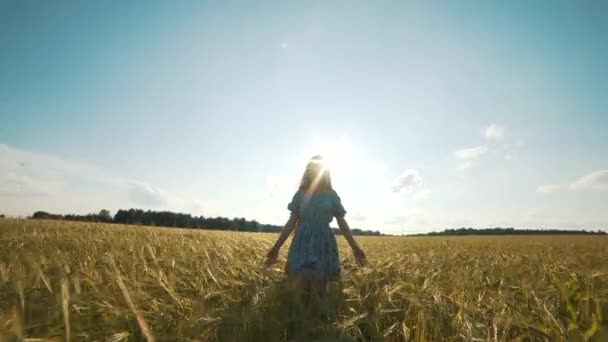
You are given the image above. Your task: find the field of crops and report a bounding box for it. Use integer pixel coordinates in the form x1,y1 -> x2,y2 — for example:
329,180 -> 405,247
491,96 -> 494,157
1,219 -> 607,341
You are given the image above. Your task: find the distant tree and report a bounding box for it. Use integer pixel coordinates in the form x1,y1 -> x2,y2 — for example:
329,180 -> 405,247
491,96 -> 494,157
249,220 -> 260,232
99,209 -> 112,222
0,214 -> 5,218
114,209 -> 129,223
415,227 -> 606,236
232,217 -> 247,231
30,207 -> 389,236
32,211 -> 63,220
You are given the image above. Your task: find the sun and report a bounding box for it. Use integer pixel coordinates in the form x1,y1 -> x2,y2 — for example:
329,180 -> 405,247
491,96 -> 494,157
304,137 -> 353,178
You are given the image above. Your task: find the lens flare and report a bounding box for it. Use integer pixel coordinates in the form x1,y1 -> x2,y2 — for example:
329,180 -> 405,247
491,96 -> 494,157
305,161 -> 327,196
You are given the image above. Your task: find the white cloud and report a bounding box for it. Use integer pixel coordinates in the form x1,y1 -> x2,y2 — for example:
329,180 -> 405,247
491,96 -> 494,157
129,181 -> 169,206
0,144 -> 105,199
0,143 -> 204,216
503,138 -> 525,161
391,169 -> 423,193
452,145 -> 488,169
0,144 -> 121,215
127,181 -> 202,213
483,124 -> 505,140
453,145 -> 488,160
537,184 -> 568,193
453,124 -> 521,169
414,189 -> 432,201
458,161 -> 473,170
571,170 -> 608,191
537,170 -> 608,193
389,169 -> 432,201
0,172 -> 57,198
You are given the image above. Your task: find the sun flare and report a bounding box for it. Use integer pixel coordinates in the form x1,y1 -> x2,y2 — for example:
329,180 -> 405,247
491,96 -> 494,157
305,137 -> 353,177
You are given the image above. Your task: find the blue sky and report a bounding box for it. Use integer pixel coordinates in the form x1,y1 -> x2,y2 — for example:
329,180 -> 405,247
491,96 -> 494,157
1,1 -> 607,233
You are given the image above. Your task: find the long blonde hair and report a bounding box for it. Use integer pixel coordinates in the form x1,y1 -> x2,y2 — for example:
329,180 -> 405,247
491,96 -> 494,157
298,155 -> 333,193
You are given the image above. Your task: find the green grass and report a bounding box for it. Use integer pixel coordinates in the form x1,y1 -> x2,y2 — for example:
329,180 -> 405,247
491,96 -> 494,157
1,219 -> 607,341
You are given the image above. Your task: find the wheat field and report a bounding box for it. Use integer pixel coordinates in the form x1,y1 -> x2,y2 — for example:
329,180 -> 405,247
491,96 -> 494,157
1,219 -> 607,341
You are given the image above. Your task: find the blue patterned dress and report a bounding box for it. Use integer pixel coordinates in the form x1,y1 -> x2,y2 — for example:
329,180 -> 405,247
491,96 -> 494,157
285,189 -> 346,282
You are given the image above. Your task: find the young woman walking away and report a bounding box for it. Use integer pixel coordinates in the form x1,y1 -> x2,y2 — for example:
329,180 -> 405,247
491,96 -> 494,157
265,155 -> 367,295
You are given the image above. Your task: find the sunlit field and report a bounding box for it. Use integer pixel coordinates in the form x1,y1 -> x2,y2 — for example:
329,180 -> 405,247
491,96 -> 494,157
1,219 -> 607,341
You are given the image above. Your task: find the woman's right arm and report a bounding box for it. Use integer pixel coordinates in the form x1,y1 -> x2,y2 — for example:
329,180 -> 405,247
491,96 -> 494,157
270,213 -> 298,251
265,214 -> 298,266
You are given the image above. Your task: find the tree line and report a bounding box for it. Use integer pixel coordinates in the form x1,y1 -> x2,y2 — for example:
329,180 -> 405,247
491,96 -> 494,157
411,227 -> 606,236
29,209 -> 384,236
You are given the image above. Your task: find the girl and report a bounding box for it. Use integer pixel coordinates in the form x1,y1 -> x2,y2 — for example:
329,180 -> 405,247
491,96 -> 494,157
265,156 -> 367,294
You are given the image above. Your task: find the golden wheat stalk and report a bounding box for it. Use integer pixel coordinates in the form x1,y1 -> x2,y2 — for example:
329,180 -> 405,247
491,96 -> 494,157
110,257 -> 156,342
61,278 -> 70,342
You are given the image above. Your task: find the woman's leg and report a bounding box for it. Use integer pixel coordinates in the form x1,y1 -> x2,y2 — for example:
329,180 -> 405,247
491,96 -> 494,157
311,278 -> 327,296
296,264 -> 326,295
295,267 -> 313,289
295,270 -> 312,291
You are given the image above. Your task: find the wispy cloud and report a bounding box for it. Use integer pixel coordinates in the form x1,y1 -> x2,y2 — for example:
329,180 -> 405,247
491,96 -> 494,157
571,170 -> 608,190
536,184 -> 568,193
453,145 -> 488,160
503,138 -> 525,161
0,172 -> 55,198
538,170 -> 608,193
452,145 -> 488,169
483,124 -> 505,140
390,169 -> 432,201
453,123 -> 524,169
129,181 -> 169,206
391,169 -> 423,193
414,189 -> 432,201
0,143 -> 111,199
0,143 -> 204,216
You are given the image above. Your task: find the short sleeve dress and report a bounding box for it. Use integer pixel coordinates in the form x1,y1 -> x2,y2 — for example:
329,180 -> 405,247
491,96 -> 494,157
285,189 -> 346,282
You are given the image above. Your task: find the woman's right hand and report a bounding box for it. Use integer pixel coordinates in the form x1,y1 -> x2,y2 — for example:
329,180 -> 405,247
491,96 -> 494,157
353,247 -> 367,266
265,246 -> 279,266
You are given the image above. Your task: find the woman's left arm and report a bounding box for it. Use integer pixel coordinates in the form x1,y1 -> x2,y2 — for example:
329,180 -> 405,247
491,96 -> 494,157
336,216 -> 367,265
